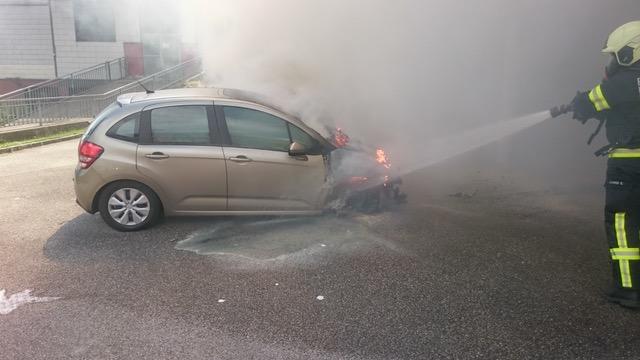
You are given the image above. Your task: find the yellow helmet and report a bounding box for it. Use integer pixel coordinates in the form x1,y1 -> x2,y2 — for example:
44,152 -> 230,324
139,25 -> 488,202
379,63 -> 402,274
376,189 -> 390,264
603,21 -> 640,66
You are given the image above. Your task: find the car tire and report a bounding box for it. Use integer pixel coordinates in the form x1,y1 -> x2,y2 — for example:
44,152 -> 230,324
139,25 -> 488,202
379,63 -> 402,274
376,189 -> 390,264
98,181 -> 161,232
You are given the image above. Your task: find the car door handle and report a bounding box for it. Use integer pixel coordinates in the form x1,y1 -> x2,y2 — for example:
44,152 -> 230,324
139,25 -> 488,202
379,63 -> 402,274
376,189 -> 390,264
229,155 -> 252,163
145,152 -> 170,160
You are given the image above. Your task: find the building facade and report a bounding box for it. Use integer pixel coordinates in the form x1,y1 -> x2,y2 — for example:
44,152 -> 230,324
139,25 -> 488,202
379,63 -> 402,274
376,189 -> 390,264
0,0 -> 185,94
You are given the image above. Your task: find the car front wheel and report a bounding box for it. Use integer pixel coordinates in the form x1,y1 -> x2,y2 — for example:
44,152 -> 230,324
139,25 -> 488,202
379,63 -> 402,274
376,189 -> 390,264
98,181 -> 161,231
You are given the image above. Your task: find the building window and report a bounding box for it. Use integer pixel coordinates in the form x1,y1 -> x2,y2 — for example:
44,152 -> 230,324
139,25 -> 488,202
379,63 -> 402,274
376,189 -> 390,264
73,0 -> 116,42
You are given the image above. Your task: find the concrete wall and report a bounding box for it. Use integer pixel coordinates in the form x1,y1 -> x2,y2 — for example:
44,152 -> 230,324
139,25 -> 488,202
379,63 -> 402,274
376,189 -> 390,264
51,0 -> 140,76
0,78 -> 46,95
0,0 -> 141,80
0,0 -> 55,79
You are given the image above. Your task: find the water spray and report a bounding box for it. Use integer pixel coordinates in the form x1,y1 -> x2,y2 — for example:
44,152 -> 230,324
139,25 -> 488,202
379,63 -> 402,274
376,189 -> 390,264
399,110 -> 553,176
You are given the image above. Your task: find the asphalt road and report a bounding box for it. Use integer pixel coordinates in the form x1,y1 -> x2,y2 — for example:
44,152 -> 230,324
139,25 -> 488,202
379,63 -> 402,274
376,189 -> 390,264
1,139 -> 640,359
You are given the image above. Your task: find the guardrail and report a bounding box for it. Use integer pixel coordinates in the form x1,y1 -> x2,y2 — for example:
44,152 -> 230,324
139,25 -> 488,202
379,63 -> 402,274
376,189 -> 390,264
0,58 -> 202,127
0,58 -> 128,101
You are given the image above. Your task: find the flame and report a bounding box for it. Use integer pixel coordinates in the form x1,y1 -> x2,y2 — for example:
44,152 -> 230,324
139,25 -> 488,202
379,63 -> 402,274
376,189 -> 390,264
376,148 -> 391,169
334,128 -> 350,147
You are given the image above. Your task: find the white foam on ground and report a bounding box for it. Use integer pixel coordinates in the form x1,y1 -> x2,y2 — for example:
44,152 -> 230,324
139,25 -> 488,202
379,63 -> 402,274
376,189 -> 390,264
175,216 -> 403,269
0,289 -> 60,315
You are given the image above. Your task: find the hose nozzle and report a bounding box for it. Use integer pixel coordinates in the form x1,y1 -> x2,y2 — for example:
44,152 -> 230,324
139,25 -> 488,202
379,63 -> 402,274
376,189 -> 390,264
550,103 -> 573,118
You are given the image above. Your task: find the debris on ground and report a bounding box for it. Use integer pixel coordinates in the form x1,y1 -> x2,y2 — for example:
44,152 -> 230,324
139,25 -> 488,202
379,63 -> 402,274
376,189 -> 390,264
448,190 -> 478,199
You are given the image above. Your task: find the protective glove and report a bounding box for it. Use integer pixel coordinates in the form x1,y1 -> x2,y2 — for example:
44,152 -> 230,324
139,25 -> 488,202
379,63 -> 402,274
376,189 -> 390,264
550,104 -> 573,118
571,91 -> 594,124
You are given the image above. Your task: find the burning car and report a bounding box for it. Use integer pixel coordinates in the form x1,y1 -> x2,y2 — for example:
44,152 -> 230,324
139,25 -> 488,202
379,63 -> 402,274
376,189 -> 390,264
222,90 -> 407,213
325,128 -> 406,213
74,87 -> 405,231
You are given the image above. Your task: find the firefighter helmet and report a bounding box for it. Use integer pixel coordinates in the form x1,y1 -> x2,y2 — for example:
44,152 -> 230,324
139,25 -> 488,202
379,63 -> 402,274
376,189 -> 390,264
602,21 -> 640,66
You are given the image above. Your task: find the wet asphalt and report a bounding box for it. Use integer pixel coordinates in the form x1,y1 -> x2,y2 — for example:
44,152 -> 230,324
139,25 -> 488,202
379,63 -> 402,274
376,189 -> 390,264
1,139 -> 640,359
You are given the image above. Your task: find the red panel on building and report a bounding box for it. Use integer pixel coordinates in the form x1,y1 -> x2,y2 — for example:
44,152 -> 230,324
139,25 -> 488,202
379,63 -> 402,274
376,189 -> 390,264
123,42 -> 144,77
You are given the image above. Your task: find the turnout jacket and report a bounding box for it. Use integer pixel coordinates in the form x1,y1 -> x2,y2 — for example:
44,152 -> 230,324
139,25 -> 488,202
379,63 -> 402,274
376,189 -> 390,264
574,65 -> 640,146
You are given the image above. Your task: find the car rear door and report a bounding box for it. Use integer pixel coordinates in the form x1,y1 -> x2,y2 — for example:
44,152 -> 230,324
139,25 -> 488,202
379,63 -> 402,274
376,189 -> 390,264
136,101 -> 227,214
216,102 -> 328,212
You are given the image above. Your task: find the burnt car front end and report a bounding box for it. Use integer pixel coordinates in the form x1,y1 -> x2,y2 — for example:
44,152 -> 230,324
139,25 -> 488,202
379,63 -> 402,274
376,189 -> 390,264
325,128 -> 406,213
214,89 -> 406,213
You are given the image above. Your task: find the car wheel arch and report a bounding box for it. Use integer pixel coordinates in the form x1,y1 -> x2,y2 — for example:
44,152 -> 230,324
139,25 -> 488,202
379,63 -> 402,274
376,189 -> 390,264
91,179 -> 165,215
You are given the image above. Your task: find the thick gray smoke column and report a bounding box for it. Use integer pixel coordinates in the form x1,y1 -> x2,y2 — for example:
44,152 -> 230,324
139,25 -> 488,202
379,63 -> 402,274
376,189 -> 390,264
184,0 -> 640,173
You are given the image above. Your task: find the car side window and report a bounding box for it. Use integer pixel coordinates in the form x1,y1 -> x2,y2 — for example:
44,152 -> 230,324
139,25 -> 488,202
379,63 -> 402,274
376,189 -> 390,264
289,124 -> 321,154
223,107 -> 290,152
150,106 -> 211,145
107,113 -> 140,142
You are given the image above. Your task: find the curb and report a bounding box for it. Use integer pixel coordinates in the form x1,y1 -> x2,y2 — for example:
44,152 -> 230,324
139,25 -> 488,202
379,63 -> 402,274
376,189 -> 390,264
0,134 -> 82,154
0,120 -> 89,142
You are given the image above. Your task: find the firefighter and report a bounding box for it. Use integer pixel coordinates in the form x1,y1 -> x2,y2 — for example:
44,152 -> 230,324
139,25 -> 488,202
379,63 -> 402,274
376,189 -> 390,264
570,21 -> 640,308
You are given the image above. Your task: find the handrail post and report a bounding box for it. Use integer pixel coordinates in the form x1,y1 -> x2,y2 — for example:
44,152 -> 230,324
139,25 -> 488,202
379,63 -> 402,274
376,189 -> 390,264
37,101 -> 43,126
106,61 -> 112,81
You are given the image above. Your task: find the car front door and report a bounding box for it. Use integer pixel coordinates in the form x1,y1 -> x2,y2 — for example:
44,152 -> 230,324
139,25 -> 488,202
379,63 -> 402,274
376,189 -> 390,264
217,103 -> 328,212
136,102 -> 227,214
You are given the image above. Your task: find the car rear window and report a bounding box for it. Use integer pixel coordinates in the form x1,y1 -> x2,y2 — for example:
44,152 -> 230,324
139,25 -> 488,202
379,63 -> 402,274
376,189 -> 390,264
83,102 -> 121,140
150,106 -> 211,145
106,113 -> 140,142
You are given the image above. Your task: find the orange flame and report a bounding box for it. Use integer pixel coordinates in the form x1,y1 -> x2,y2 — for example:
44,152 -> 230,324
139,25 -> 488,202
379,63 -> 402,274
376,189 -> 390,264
334,128 -> 350,147
376,148 -> 391,169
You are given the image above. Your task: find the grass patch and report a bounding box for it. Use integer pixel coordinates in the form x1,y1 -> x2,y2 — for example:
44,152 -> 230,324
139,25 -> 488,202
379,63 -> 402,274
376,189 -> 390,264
0,128 -> 85,149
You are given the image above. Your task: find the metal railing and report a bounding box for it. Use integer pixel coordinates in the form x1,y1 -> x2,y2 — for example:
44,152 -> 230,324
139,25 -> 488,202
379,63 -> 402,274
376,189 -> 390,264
0,57 -> 128,101
0,58 -> 202,127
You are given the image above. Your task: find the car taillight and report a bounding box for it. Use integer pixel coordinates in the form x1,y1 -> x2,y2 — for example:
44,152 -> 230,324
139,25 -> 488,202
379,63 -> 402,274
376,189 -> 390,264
78,140 -> 104,169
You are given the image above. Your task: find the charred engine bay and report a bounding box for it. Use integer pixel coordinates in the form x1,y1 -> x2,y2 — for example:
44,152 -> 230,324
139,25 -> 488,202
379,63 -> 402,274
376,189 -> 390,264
326,136 -> 407,214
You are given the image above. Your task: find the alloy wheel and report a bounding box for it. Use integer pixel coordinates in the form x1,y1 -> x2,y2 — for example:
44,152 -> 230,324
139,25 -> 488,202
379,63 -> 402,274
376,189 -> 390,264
107,188 -> 150,226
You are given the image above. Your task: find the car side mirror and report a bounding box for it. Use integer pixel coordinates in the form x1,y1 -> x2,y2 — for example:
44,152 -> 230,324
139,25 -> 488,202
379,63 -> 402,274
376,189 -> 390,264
289,142 -> 307,156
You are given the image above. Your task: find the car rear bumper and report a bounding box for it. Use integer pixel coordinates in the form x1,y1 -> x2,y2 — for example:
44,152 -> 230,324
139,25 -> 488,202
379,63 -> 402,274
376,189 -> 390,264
75,197 -> 95,213
74,166 -> 101,214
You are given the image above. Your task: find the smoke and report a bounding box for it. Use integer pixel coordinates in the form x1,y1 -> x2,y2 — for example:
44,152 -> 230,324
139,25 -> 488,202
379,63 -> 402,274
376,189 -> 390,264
180,0 -> 640,178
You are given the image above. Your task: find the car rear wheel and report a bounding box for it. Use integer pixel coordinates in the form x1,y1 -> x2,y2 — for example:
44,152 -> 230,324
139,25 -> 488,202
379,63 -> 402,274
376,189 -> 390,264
98,181 -> 161,231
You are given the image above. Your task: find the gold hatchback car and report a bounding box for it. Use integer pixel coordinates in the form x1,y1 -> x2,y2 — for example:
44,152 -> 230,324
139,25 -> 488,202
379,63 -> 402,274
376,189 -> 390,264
74,88 -> 338,231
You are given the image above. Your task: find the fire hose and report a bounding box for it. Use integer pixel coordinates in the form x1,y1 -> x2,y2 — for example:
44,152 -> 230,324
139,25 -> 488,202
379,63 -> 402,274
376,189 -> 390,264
549,100 -> 607,153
